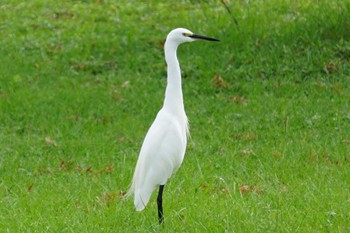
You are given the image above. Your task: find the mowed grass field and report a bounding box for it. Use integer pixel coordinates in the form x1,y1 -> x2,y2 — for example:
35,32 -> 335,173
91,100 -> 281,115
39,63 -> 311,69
1,0 -> 350,232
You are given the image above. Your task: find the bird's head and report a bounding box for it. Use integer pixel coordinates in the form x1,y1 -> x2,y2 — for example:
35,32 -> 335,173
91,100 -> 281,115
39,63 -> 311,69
166,28 -> 219,46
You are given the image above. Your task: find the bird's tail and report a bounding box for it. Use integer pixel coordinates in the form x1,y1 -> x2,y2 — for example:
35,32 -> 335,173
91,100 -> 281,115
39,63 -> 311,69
133,187 -> 152,211
124,182 -> 149,211
123,181 -> 135,200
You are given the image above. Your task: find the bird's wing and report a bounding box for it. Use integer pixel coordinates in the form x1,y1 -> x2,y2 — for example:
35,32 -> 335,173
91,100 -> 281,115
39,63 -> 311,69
132,109 -> 188,211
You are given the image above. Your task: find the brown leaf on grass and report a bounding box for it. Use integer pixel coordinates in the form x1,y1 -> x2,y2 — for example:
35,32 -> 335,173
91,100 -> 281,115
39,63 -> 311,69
200,183 -> 208,191
343,140 -> 350,145
46,43 -> 62,53
239,184 -> 262,195
28,184 -> 33,192
103,192 -> 116,202
86,166 -> 92,173
96,192 -> 118,206
60,160 -> 66,170
235,133 -> 256,142
229,95 -> 247,105
201,184 -> 231,196
95,164 -> 114,175
45,136 -> 58,147
76,165 -> 82,172
119,191 -> 127,198
272,151 -> 282,158
37,166 -> 52,174
60,160 -> 75,171
239,184 -> 250,194
105,164 -> 113,174
212,75 -> 228,89
324,61 -> 337,74
51,11 -> 75,20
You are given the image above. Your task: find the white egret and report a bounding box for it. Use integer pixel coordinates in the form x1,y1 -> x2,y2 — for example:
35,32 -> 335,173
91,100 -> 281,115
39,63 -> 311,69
127,28 -> 219,224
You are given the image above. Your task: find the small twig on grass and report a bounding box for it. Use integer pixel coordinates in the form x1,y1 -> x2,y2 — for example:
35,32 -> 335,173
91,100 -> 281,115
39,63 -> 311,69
220,0 -> 240,30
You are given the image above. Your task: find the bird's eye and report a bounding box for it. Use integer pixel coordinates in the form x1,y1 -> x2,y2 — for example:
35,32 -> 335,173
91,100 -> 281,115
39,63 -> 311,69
182,33 -> 192,37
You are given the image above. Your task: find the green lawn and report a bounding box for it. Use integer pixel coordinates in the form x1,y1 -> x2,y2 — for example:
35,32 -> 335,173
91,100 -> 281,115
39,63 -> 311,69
1,0 -> 350,232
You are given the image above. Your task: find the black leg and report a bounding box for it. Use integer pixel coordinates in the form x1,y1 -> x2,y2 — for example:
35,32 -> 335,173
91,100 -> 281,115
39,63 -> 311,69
157,185 -> 165,224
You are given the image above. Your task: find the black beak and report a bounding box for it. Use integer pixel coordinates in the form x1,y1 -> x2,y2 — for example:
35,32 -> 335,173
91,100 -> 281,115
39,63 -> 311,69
190,34 -> 220,42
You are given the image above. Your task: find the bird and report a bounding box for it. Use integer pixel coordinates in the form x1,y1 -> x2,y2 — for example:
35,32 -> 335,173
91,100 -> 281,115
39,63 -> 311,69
126,28 -> 219,224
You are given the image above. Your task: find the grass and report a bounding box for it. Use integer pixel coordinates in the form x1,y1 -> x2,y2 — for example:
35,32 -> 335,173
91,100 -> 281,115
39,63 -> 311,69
1,0 -> 350,232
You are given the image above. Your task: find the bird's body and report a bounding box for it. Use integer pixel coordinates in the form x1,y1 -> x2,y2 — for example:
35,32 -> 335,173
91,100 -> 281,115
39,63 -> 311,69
127,28 -> 219,223
131,108 -> 188,211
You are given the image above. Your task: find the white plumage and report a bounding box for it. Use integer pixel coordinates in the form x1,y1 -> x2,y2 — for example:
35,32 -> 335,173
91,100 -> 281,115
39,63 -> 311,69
132,109 -> 188,211
126,28 -> 219,223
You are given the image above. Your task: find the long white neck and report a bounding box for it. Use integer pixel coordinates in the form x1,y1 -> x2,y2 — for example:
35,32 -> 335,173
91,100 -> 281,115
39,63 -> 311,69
163,41 -> 184,114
